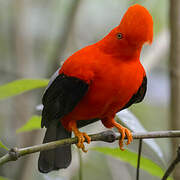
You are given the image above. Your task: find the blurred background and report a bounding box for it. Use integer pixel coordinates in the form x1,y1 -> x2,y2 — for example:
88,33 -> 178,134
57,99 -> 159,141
0,0 -> 180,179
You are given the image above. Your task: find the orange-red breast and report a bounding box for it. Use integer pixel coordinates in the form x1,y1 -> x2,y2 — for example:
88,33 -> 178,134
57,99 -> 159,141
38,4 -> 153,173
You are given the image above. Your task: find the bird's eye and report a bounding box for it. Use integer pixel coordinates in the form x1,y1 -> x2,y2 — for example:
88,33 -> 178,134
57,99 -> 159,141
116,33 -> 123,39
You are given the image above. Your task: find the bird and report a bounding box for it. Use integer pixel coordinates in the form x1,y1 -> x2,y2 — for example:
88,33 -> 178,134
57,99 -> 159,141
38,4 -> 153,173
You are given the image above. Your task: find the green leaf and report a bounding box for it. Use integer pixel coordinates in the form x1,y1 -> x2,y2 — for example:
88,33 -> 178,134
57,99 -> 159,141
116,110 -> 165,167
0,79 -> 49,100
0,177 -> 9,180
92,147 -> 173,180
0,140 -> 8,150
16,115 -> 41,133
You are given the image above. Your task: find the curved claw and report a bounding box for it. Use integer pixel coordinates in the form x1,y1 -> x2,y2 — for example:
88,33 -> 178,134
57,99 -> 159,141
70,122 -> 91,152
118,127 -> 133,150
112,120 -> 133,150
75,132 -> 91,153
125,128 -> 133,145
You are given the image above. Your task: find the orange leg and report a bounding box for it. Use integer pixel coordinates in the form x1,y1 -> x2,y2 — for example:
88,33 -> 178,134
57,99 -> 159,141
71,122 -> 91,152
112,119 -> 133,150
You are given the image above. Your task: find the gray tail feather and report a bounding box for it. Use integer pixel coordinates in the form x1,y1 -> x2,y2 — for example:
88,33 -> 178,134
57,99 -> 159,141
38,122 -> 72,173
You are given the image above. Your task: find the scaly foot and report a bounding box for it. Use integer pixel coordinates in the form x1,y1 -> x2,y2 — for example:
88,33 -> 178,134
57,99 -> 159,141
75,131 -> 91,152
70,122 -> 91,152
112,121 -> 133,150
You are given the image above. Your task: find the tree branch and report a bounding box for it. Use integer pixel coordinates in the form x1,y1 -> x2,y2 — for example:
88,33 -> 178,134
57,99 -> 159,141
0,130 -> 180,166
162,145 -> 180,180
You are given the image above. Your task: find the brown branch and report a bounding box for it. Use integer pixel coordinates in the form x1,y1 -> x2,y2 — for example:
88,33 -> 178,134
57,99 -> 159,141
0,130 -> 180,166
162,145 -> 180,180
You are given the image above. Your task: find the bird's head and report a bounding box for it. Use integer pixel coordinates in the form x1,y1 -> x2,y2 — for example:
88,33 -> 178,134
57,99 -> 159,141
119,4 -> 153,45
99,4 -> 153,59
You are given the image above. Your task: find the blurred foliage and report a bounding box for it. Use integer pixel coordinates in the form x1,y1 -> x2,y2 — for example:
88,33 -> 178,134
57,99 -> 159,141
130,103 -> 169,131
0,140 -> 8,151
16,115 -> 41,133
0,79 -> 48,100
71,151 -> 113,180
130,102 -> 172,164
0,177 -> 9,180
116,109 -> 166,168
92,147 -> 173,180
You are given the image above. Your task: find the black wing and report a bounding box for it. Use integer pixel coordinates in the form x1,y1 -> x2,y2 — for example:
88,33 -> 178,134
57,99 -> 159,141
41,73 -> 89,128
122,76 -> 147,110
38,73 -> 89,173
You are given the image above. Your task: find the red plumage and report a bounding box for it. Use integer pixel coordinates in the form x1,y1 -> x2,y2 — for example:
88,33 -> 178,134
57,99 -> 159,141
59,4 -> 153,143
38,4 -> 153,173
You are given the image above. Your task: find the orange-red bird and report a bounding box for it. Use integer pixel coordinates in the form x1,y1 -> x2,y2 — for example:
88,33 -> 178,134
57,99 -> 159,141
38,4 -> 153,173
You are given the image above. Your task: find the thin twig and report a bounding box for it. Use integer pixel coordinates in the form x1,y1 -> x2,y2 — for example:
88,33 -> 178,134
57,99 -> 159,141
78,149 -> 83,180
136,139 -> 142,180
0,130 -> 180,166
162,145 -> 180,180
